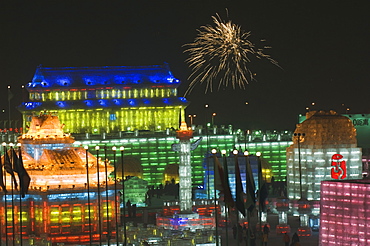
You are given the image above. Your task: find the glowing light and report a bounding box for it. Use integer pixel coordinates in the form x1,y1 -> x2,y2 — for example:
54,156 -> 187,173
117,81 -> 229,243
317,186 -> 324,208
184,13 -> 279,95
221,150 -> 226,155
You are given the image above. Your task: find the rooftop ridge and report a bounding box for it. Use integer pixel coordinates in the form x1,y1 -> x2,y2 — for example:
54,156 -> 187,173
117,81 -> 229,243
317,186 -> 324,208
37,63 -> 170,71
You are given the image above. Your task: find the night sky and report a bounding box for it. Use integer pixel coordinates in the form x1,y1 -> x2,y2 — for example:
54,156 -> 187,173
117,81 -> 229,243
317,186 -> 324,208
1,1 -> 369,131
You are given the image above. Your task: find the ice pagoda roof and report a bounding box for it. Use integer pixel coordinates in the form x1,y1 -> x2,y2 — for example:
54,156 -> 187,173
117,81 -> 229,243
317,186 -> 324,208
27,63 -> 181,90
19,112 -> 74,143
39,148 -> 85,169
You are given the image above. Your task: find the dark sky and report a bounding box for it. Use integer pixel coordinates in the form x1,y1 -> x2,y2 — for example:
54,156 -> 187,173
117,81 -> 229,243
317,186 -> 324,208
1,1 -> 369,131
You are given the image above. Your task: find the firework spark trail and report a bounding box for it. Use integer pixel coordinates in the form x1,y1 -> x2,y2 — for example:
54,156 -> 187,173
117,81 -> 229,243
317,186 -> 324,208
184,14 -> 279,96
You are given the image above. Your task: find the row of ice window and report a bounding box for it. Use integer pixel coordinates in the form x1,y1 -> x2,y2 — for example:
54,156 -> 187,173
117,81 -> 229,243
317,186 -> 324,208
29,88 -> 177,101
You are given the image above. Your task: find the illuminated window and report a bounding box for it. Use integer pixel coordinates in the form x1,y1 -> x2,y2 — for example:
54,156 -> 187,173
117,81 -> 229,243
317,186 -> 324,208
110,113 -> 117,121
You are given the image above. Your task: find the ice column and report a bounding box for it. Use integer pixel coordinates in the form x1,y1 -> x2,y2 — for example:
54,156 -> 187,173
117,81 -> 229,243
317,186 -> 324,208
175,122 -> 194,212
178,139 -> 192,211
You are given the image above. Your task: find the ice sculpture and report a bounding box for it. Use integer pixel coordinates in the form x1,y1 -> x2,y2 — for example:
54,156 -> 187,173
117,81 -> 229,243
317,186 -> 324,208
156,122 -> 215,231
286,110 -> 362,200
0,113 -> 119,245
18,112 -> 113,189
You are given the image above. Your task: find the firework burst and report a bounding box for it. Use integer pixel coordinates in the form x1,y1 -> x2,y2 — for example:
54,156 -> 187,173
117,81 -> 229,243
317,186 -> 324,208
184,14 -> 279,95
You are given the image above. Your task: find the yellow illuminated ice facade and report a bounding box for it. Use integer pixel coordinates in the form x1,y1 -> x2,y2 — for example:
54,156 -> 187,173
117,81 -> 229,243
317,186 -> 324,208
286,110 -> 362,201
19,64 -> 188,133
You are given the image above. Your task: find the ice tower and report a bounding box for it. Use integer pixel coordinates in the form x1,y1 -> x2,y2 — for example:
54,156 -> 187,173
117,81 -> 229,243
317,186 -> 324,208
156,122 -> 215,231
286,110 -> 362,201
174,121 -> 194,212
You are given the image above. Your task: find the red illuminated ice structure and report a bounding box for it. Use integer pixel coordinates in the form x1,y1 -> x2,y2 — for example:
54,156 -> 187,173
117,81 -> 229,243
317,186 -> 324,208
156,122 -> 217,231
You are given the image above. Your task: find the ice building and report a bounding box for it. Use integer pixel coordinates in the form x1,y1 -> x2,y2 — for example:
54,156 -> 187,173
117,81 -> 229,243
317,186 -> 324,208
299,113 -> 370,175
19,64 -> 189,133
0,113 -> 120,245
286,110 -> 362,200
17,64 -> 293,188
320,179 -> 370,245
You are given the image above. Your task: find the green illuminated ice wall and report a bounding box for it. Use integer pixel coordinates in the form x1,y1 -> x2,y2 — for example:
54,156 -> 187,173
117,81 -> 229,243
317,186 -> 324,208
74,133 -> 236,187
73,130 -> 292,187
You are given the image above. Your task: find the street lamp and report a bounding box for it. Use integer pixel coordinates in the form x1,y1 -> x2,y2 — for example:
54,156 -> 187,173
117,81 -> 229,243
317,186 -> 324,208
204,105 -> 211,199
293,133 -> 305,199
112,146 -> 119,245
2,142 -> 10,244
103,147 -> 111,245
120,146 -> 127,246
244,130 -> 250,150
243,150 -> 256,246
212,113 -> 216,126
211,148 -> 219,246
188,114 -> 196,126
232,149 -> 243,246
256,151 -> 264,246
294,133 -> 312,237
84,146 -> 93,246
95,145 -> 103,245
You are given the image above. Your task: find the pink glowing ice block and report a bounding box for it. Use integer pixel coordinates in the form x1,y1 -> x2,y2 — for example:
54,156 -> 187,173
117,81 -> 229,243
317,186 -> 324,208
320,180 -> 370,246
